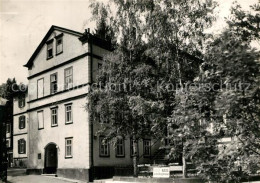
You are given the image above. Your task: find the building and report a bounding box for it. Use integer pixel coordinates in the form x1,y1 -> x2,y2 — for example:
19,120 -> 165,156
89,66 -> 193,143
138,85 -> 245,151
12,90 -> 28,167
20,25 -> 161,182
0,97 -> 8,182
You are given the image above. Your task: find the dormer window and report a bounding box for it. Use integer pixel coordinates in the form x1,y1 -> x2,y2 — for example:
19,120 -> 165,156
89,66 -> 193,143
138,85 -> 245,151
56,34 -> 63,55
46,40 -> 53,59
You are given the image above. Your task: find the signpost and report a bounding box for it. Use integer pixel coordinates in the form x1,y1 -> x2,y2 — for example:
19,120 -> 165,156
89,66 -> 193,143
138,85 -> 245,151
153,167 -> 170,178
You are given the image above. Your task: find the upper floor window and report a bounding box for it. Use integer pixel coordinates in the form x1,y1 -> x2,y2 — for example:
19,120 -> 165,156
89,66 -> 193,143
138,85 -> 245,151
65,104 -> 72,124
99,136 -> 109,157
143,139 -> 151,157
56,35 -> 63,55
47,40 -> 53,59
18,139 -> 26,154
65,137 -> 73,158
50,73 -> 58,94
6,139 -> 10,148
37,110 -> 44,130
37,78 -> 44,98
98,63 -> 102,71
64,67 -> 73,89
18,94 -> 25,108
6,123 -> 10,133
51,107 -> 58,127
19,115 -> 26,129
116,138 -> 125,157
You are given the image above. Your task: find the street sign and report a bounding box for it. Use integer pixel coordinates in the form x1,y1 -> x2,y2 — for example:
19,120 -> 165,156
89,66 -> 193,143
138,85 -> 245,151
153,167 -> 170,178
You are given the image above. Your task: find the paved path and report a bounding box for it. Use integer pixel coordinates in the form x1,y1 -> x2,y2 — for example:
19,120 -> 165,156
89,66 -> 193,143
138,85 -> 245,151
7,175 -> 81,183
7,169 -> 85,183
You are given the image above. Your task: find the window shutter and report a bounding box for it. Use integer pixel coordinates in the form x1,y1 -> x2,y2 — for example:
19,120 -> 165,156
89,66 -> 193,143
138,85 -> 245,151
18,140 -> 21,154
19,116 -> 25,129
19,117 -> 22,129
24,140 -> 26,154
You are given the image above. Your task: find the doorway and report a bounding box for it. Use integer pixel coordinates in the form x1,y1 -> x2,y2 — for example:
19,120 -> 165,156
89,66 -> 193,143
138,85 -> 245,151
44,143 -> 57,174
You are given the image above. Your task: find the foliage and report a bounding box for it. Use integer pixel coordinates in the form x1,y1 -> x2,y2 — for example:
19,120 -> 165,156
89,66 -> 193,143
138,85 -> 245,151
195,2 -> 260,182
0,78 -> 18,122
88,0 -> 217,177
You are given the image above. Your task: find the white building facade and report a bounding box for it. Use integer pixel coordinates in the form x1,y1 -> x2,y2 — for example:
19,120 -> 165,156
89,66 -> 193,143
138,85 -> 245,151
18,25 -> 161,182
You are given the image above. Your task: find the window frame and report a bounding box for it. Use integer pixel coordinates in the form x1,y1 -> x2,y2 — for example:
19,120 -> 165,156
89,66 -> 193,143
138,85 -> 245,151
64,67 -> 73,90
19,115 -> 26,129
37,78 -> 44,98
18,139 -> 26,154
65,137 -> 73,158
116,138 -> 125,158
50,73 -> 58,94
51,107 -> 58,127
6,139 -> 10,148
37,110 -> 44,130
6,123 -> 10,133
143,139 -> 151,157
99,136 -> 110,157
55,34 -> 63,55
46,39 -> 54,59
65,103 -> 73,124
18,94 -> 25,108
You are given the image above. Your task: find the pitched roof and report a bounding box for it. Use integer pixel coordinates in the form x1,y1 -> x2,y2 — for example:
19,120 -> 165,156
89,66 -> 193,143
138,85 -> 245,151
24,25 -> 83,68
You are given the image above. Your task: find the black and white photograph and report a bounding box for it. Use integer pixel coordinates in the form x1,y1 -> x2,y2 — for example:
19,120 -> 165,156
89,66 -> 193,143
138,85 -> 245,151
0,0 -> 259,183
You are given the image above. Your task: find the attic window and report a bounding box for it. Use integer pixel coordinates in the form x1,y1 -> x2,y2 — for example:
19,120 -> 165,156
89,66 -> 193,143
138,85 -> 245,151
46,40 -> 53,59
55,34 -> 63,55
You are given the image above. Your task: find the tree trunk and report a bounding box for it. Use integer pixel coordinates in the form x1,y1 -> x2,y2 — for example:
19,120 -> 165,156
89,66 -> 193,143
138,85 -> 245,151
182,148 -> 187,178
133,135 -> 138,177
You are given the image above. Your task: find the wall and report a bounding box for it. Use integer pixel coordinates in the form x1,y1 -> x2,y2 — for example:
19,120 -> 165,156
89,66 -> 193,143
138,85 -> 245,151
13,93 -> 28,115
27,96 -> 90,170
13,93 -> 28,167
28,57 -> 89,102
93,136 -> 161,167
28,31 -> 86,77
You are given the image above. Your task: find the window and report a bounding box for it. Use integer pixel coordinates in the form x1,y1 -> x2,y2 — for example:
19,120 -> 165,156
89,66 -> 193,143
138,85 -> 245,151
130,139 -> 139,157
18,94 -> 25,108
65,138 -> 73,158
47,40 -> 53,59
50,73 -> 58,94
6,123 -> 10,133
37,111 -> 44,129
116,138 -> 125,157
143,139 -> 151,157
18,139 -> 26,154
65,104 -> 72,124
19,115 -> 26,129
98,63 -> 102,71
99,136 -> 109,157
6,139 -> 10,148
51,108 -> 58,127
56,35 -> 63,54
64,67 -> 73,89
38,153 -> 41,159
37,78 -> 44,98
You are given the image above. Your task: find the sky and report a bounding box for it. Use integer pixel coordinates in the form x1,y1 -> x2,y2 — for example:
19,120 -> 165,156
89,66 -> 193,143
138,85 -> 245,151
0,0 -> 258,85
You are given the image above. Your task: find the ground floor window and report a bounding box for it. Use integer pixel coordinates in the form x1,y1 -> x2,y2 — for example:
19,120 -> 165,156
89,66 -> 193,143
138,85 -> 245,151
116,138 -> 125,157
99,136 -> 109,157
143,139 -> 151,157
65,137 -> 73,158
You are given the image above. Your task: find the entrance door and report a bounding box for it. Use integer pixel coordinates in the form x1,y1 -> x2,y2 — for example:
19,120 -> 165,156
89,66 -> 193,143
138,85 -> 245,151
44,143 -> 57,174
